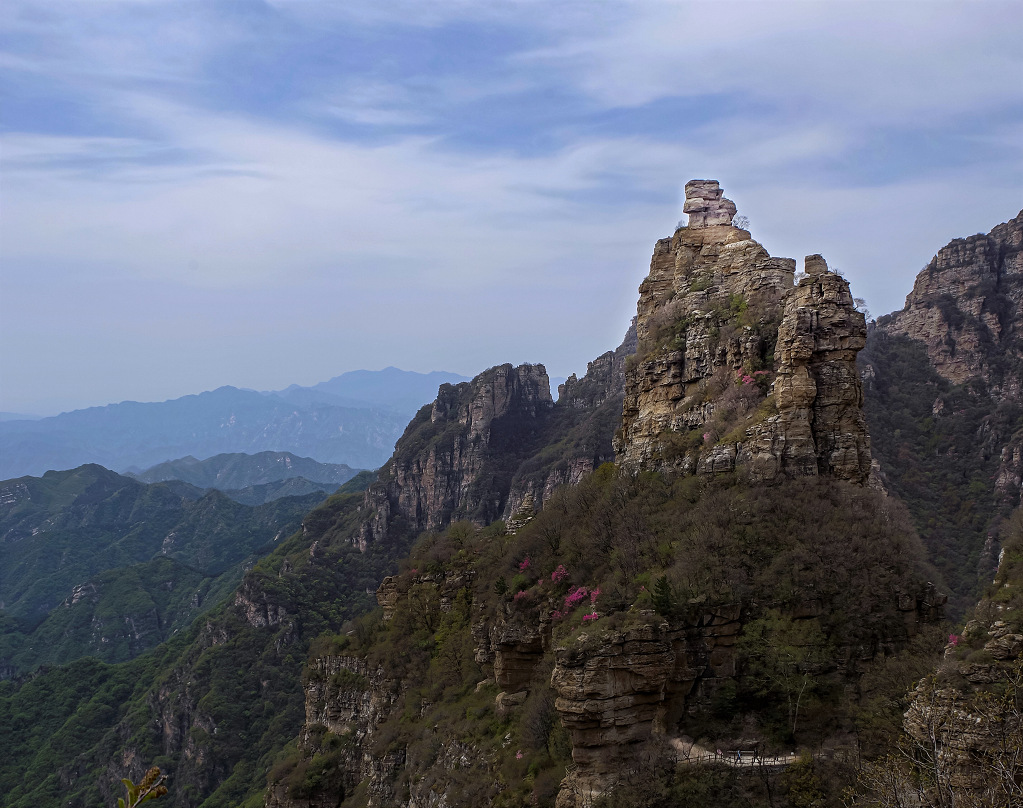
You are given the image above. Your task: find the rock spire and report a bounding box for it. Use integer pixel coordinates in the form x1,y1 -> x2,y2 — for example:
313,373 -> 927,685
682,179 -> 737,227
615,181 -> 872,484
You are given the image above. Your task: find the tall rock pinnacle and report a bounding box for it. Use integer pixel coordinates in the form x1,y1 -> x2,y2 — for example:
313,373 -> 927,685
615,181 -> 871,483
682,179 -> 737,227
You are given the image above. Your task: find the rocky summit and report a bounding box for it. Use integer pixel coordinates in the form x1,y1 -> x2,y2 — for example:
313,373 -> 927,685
616,182 -> 871,484
881,210 -> 1023,391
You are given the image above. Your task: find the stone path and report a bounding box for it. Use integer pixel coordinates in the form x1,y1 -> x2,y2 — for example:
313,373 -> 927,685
670,738 -> 800,769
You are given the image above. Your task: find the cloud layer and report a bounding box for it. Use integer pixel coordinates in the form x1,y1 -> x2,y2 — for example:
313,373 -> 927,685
2,1 -> 1021,413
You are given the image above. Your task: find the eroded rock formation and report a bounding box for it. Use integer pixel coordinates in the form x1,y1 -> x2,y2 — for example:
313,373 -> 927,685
358,324 -> 637,549
616,181 -> 871,484
551,586 -> 942,807
358,363 -> 554,547
741,257 -> 871,482
881,210 -> 1023,390
682,179 -> 737,228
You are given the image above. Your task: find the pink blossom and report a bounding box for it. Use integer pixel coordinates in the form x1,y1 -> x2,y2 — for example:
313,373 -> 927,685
948,633 -> 960,647
551,610 -> 564,620
518,556 -> 531,572
516,750 -> 523,759
551,564 -> 568,583
702,432 -> 711,443
754,370 -> 770,376
513,590 -> 530,602
564,587 -> 589,609
590,588 -> 601,604
582,612 -> 599,622
409,569 -> 418,574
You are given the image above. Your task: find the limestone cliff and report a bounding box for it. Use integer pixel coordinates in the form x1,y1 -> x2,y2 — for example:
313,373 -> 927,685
357,326 -> 636,549
616,180 -> 870,484
862,209 -> 1023,611
357,363 -> 554,548
552,582 -> 944,808
880,210 -> 1023,390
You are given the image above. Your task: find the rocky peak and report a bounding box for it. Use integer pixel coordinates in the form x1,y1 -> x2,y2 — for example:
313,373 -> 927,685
357,329 -> 641,550
616,181 -> 871,483
557,318 -> 637,410
682,179 -> 737,227
879,209 -> 1023,390
358,363 -> 553,546
742,256 -> 871,482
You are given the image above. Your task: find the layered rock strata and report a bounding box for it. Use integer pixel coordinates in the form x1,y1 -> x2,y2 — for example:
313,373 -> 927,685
552,586 -> 943,807
873,209 -> 1023,507
741,257 -> 871,482
881,210 -> 1023,390
358,363 -> 554,547
264,655 -> 401,808
358,324 -> 637,549
682,179 -> 737,228
616,181 -> 871,484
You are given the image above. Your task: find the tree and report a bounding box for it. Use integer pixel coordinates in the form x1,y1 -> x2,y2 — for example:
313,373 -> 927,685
118,767 -> 168,808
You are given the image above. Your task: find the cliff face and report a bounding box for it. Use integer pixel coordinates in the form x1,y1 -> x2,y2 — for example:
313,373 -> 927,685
551,584 -> 944,807
741,261 -> 871,482
358,363 -> 554,548
880,210 -> 1023,390
358,326 -> 637,550
615,181 -> 870,484
264,655 -> 402,808
862,209 -> 1023,612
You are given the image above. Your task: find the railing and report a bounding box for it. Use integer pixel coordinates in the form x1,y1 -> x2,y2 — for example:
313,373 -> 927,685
670,739 -> 799,768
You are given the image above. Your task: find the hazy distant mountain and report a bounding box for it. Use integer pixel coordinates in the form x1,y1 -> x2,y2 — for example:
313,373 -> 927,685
217,476 -> 342,506
128,450 -> 360,490
0,463 -> 326,673
0,412 -> 41,422
0,368 -> 467,479
273,366 -> 468,412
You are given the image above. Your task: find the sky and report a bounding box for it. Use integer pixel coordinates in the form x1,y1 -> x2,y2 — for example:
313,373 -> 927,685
1,1 -> 1021,415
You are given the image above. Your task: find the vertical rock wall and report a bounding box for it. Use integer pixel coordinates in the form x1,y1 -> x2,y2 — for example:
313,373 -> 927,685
880,210 -> 1023,390
742,257 -> 871,482
616,180 -> 871,484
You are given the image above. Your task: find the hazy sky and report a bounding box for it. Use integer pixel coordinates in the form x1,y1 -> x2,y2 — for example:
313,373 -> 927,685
2,1 -> 1021,415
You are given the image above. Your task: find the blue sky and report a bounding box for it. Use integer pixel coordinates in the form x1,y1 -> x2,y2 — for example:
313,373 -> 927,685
2,0 -> 1021,414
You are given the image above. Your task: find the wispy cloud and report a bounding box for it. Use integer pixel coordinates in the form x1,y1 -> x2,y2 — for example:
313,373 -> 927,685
1,0 -> 1021,413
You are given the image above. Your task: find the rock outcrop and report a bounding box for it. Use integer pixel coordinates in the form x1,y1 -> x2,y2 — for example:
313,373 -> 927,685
862,210 -> 1023,610
265,655 -> 402,808
682,179 -> 737,228
552,585 -> 942,807
880,210 -> 1023,391
741,257 -> 871,482
899,521 -> 1023,806
358,324 -> 637,549
616,181 -> 871,484
358,363 -> 554,547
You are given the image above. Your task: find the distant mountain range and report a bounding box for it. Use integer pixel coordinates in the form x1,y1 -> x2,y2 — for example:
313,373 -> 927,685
272,366 -> 471,413
0,368 -> 468,479
126,450 -> 362,506
127,450 -> 360,489
0,463 -> 361,675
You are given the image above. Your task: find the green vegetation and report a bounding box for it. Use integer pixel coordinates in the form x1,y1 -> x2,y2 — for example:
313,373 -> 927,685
294,465 -> 942,806
0,473 -> 412,808
0,464 -> 327,674
861,330 -> 1023,615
